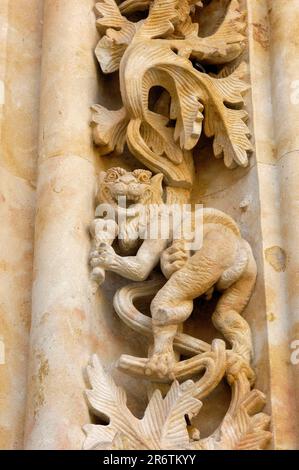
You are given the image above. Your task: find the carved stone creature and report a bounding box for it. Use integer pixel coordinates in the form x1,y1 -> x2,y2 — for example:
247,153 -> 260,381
90,168 -> 257,381
84,1 -> 271,451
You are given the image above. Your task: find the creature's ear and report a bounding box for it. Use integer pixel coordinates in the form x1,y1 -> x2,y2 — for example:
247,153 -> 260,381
150,173 -> 164,202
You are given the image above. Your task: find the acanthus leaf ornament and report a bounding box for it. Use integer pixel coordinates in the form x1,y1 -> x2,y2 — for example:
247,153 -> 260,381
83,355 -> 203,451
84,355 -> 271,451
92,0 -> 251,186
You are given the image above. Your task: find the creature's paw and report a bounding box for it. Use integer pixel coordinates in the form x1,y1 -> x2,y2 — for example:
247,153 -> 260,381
145,351 -> 176,380
226,351 -> 256,386
90,243 -> 118,270
161,241 -> 189,279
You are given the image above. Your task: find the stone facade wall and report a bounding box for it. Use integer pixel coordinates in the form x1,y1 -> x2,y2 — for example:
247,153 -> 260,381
0,0 -> 299,450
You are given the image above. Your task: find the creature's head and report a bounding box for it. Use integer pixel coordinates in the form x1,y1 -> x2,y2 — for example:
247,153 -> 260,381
96,167 -> 164,254
97,167 -> 164,207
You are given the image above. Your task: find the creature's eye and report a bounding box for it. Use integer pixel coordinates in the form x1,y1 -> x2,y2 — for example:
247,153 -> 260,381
105,169 -> 119,182
133,169 -> 152,183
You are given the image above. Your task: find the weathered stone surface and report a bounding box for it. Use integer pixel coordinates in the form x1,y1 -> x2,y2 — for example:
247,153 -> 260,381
0,0 -> 299,450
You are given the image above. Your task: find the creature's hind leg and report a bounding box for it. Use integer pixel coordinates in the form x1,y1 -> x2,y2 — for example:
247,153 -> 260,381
212,245 -> 257,380
146,247 -> 225,379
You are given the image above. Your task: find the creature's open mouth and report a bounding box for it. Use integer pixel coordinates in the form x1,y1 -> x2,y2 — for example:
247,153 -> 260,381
112,192 -> 142,207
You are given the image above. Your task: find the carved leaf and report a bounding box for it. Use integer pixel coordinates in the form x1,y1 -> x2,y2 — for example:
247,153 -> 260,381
140,113 -> 184,164
95,0 -> 137,73
83,355 -> 143,450
120,0 -> 202,18
91,105 -> 129,155
83,355 -> 202,450
95,37 -> 128,74
93,1 -> 252,177
127,118 -> 195,187
95,0 -> 132,36
171,0 -> 203,38
120,0 -> 152,16
170,74 -> 205,151
84,357 -> 271,451
136,0 -> 179,39
202,63 -> 252,168
221,412 -> 271,450
195,389 -> 272,450
135,0 -> 204,40
138,381 -> 202,449
189,0 -> 246,64
123,40 -> 251,171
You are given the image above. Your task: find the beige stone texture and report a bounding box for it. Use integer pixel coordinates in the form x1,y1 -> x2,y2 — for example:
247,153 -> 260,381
0,0 -> 298,450
0,0 -> 43,449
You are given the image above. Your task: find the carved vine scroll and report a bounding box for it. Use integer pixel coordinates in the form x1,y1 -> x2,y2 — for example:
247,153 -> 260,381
83,0 -> 272,451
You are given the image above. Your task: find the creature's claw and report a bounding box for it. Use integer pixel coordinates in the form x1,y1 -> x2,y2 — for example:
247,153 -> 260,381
226,351 -> 256,386
145,351 -> 176,380
90,243 -> 118,269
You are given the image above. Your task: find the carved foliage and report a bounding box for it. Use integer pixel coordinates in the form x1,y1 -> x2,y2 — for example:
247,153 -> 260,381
84,356 -> 271,451
83,355 -> 202,450
92,0 -> 252,186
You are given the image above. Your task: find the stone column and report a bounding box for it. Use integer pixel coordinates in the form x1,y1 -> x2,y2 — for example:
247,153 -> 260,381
0,0 -> 43,449
24,0 -> 99,450
269,0 -> 299,448
248,0 -> 299,449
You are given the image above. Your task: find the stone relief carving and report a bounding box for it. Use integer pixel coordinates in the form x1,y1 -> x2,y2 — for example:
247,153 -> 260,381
85,169 -> 271,450
91,0 -> 252,187
90,168 -> 256,382
83,355 -> 271,450
83,0 -> 272,451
